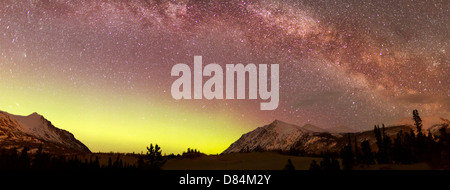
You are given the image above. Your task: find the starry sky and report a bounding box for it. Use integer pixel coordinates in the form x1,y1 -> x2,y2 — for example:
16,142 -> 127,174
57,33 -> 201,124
0,0 -> 448,154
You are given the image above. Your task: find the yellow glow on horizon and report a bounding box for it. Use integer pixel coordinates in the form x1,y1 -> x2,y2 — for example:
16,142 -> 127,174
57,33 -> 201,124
0,70 -> 256,154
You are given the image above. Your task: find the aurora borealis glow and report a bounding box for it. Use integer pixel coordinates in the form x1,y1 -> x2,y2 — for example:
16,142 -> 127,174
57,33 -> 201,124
0,0 -> 448,154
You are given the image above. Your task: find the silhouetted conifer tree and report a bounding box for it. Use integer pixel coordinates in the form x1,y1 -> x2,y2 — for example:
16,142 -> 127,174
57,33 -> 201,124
361,139 -> 374,165
19,147 -> 30,169
309,160 -> 320,170
340,135 -> 354,170
354,136 -> 361,163
320,153 -> 332,170
382,124 -> 392,164
144,143 -> 166,170
283,159 -> 295,170
331,157 -> 341,170
107,157 -> 112,169
413,109 -> 423,136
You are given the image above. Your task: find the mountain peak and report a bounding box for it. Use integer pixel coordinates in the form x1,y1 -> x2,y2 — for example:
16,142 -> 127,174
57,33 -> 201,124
301,124 -> 326,132
270,119 -> 288,126
222,120 -> 307,154
267,120 -> 304,133
0,110 -> 90,154
28,112 -> 43,118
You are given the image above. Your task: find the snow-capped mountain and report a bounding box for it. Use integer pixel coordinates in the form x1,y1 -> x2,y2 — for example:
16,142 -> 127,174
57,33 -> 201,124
222,120 -> 309,153
0,111 -> 90,154
222,120 -> 349,154
222,118 -> 449,155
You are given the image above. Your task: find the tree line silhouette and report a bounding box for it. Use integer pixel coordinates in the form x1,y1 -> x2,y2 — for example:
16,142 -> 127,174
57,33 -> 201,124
0,142 -> 208,170
2,109 -> 448,170
311,109 -> 450,170
181,147 -> 206,159
0,145 -> 104,170
0,143 -> 169,170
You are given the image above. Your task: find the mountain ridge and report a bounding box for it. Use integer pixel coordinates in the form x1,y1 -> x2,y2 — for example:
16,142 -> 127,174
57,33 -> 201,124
0,110 -> 90,154
223,118 -> 449,155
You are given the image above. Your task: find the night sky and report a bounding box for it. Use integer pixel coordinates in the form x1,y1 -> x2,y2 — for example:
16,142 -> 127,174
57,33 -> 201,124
0,0 -> 448,154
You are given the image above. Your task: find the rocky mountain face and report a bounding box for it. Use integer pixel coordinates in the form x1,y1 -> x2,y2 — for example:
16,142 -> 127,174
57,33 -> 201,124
0,111 -> 90,154
223,118 -> 449,155
222,120 -> 345,155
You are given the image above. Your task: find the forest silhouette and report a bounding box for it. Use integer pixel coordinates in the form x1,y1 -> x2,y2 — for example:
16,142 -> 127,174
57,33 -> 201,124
310,109 -> 450,170
0,110 -> 448,170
